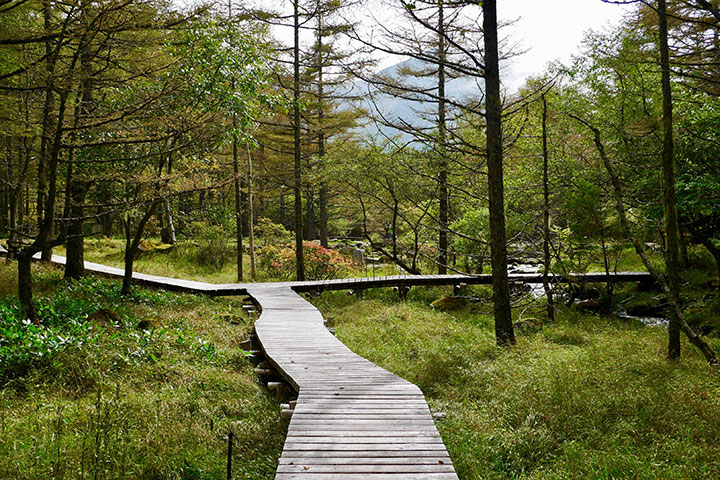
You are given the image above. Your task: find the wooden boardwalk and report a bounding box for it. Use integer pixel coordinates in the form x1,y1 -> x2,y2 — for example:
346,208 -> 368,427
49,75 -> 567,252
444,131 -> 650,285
2,246 -> 655,478
249,286 -> 458,479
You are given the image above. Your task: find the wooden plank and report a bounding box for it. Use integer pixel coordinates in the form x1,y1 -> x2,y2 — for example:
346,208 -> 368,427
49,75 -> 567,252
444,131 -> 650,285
278,457 -> 453,465
276,465 -> 456,474
275,474 -> 458,480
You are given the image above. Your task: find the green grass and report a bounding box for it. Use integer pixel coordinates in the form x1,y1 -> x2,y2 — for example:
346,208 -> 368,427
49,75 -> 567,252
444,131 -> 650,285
313,287 -> 720,480
0,262 -> 284,480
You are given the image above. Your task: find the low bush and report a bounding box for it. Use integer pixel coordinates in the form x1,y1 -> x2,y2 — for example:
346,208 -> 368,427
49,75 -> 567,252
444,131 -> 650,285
258,241 -> 356,280
192,223 -> 231,271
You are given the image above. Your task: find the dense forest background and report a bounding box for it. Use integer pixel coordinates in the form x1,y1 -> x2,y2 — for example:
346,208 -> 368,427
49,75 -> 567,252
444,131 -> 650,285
2,0 -> 719,349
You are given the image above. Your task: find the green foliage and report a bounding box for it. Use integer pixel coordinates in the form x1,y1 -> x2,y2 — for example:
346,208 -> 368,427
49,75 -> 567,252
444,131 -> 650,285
0,299 -> 96,381
192,223 -> 231,271
0,264 -> 284,479
255,217 -> 293,246
451,208 -> 490,273
170,16 -> 279,144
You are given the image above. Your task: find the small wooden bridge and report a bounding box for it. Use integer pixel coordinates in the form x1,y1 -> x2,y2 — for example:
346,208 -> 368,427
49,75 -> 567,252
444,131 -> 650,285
3,247 -> 653,478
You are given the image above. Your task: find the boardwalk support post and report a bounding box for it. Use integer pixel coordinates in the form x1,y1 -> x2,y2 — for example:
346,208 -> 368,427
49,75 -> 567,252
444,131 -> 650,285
227,427 -> 238,480
396,283 -> 411,300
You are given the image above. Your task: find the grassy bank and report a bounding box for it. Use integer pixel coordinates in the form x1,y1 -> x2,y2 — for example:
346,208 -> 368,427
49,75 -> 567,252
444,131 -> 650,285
314,286 -> 720,480
0,262 -> 284,480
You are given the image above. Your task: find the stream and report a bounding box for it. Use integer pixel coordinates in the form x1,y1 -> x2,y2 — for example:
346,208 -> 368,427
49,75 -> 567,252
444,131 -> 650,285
509,261 -> 668,327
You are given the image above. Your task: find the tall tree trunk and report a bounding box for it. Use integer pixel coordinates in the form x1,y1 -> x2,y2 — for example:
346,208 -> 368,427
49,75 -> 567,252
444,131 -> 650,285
233,132 -> 243,282
541,94 -> 555,322
17,89 -> 68,321
293,0 -> 305,281
659,0 -> 682,359
305,187 -> 315,241
247,145 -> 257,281
18,253 -> 38,324
392,195 -> 398,260
316,11 -> 329,249
437,0 -> 449,275
39,0 -> 54,262
319,184 -> 328,248
483,0 -> 515,346
64,179 -> 89,279
230,0 -> 243,282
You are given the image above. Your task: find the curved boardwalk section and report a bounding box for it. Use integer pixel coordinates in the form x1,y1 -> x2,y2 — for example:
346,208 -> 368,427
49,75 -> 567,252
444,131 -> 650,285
248,286 -> 458,480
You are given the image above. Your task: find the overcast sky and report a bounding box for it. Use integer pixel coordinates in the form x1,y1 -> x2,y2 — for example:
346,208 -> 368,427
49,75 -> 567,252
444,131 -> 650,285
245,0 -> 630,91
498,0 -> 627,87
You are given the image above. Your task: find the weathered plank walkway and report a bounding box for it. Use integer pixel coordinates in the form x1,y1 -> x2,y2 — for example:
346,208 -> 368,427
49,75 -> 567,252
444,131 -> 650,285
249,286 -> 458,479
2,246 -> 654,478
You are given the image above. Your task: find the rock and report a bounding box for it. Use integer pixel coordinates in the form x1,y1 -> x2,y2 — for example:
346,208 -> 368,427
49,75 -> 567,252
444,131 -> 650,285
576,297 -> 602,312
136,319 -> 157,331
88,308 -> 122,328
513,317 -> 542,334
626,301 -> 668,317
431,296 -> 468,311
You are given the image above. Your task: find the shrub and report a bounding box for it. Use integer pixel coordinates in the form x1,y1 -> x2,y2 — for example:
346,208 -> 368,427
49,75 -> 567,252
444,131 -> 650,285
0,298 -> 96,381
255,217 -> 292,246
193,224 -> 230,271
258,242 -> 356,280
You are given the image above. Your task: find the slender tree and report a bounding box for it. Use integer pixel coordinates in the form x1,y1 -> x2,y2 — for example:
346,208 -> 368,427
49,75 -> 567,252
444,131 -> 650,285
483,0 -> 515,346
657,0 -> 682,358
541,93 -> 555,322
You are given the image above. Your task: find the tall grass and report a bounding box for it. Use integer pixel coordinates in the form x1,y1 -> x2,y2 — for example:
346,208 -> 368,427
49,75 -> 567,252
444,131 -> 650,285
315,287 -> 720,480
0,262 -> 284,479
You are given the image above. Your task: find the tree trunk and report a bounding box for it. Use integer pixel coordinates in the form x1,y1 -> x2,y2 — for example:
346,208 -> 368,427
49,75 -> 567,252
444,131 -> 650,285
233,130 -> 243,282
392,195 -> 398,260
121,203 -> 157,295
319,184 -> 329,248
160,199 -> 176,244
306,187 -> 315,241
293,0 -> 305,281
38,0 -> 54,263
541,94 -> 555,322
247,145 -> 257,281
437,0 -> 449,275
122,242 -> 134,295
0,187 -> 6,236
64,180 -> 90,279
483,0 -> 515,346
316,17 -> 329,249
658,0 -> 682,359
18,253 -> 38,324
678,225 -> 690,269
